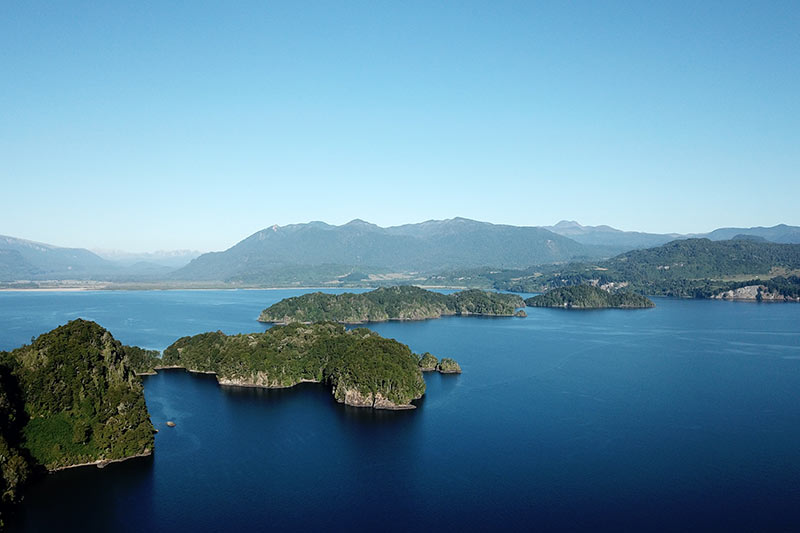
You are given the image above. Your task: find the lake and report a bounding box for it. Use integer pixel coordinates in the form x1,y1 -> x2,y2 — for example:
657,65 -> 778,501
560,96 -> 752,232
2,290 -> 799,531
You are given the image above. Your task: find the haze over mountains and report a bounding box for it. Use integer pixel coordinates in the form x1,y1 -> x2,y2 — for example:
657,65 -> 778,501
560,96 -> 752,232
0,235 -> 177,282
92,249 -> 201,268
542,221 -> 681,248
1,219 -> 799,285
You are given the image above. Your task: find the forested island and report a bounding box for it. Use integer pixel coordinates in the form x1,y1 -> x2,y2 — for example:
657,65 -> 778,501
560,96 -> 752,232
417,353 -> 462,374
162,322 -> 458,409
525,286 -> 655,309
0,320 -> 154,525
258,286 -> 526,324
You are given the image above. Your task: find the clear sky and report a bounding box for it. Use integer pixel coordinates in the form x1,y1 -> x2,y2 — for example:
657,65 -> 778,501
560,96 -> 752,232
1,1 -> 798,252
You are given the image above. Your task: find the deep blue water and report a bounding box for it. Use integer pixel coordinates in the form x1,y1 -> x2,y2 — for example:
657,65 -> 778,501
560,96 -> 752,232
2,290 -> 800,531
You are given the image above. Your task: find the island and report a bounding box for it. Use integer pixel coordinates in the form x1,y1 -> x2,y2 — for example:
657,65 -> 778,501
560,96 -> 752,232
419,353 -> 439,371
257,285 -> 526,324
437,358 -> 462,374
161,322 -> 459,410
1,320 -> 154,523
525,285 -> 655,309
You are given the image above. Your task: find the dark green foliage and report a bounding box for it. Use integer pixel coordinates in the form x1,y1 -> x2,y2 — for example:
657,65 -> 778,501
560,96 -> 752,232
493,239 -> 800,298
449,289 -> 523,314
124,345 -> 161,374
525,285 -> 655,309
0,361 -> 29,525
2,320 -> 154,470
163,323 -> 428,407
258,286 -> 525,323
437,358 -> 462,374
419,353 -> 438,371
325,329 -> 426,406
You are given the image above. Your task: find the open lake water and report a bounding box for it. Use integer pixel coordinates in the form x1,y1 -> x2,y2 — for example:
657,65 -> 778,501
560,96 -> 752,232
2,289 -> 799,531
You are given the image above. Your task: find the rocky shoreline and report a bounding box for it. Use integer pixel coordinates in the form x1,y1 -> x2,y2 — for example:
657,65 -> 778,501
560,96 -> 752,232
712,285 -> 800,302
48,448 -> 153,473
144,367 -> 417,409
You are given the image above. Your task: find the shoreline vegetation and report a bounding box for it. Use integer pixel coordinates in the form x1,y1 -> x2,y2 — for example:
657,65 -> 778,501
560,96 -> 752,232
258,286 -> 526,324
47,449 -> 153,473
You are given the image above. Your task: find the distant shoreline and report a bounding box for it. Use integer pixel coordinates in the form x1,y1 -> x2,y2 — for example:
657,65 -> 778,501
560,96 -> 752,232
0,287 -> 98,292
0,285 -> 469,293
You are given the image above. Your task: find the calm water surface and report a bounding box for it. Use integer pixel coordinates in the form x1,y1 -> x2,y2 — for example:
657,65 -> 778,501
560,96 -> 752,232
1,290 -> 799,531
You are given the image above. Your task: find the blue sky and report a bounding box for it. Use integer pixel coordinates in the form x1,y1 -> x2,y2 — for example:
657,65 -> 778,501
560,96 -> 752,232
1,1 -> 798,252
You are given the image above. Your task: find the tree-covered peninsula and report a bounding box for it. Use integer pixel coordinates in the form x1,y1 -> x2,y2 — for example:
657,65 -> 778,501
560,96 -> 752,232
257,286 -> 526,324
0,320 -> 154,523
494,238 -> 800,300
525,285 -> 655,309
161,322 -> 450,409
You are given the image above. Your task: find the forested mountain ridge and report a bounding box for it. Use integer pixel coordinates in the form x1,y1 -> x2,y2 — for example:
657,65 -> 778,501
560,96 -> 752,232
495,238 -> 800,298
170,218 -> 603,283
700,224 -> 800,244
3,222 -> 800,288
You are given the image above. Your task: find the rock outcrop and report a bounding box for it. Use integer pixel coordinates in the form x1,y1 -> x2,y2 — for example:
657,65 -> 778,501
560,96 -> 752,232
713,285 -> 800,302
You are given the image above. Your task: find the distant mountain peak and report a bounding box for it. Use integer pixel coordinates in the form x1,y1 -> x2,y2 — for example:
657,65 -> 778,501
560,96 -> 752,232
344,218 -> 373,226
553,220 -> 582,229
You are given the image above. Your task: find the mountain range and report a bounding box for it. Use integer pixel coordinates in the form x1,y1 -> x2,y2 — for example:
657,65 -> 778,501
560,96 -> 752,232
541,220 -> 800,247
169,218 -> 607,283
1,219 -> 799,285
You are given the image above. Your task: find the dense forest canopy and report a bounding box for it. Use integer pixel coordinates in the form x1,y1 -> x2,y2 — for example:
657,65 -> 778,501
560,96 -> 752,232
491,239 -> 800,299
258,286 -> 525,323
162,322 -> 439,408
0,320 -> 154,523
525,286 -> 655,309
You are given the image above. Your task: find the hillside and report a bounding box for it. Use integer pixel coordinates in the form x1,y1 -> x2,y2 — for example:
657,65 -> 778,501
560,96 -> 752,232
258,286 -> 526,323
170,218 -> 603,283
0,320 -> 154,471
0,320 -> 155,523
161,323 -> 441,410
496,238 -> 800,298
701,224 -> 800,244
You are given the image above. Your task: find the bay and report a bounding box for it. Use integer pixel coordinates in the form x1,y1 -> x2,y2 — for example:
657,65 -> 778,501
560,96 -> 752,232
2,290 -> 799,531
